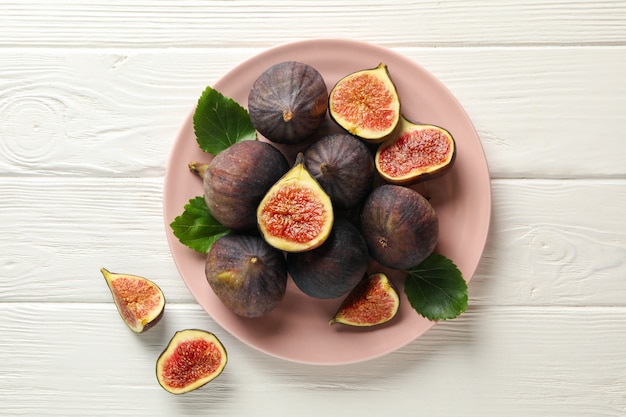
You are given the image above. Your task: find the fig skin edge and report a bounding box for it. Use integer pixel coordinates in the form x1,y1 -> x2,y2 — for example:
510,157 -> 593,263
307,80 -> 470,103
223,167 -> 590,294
375,116 -> 457,185
328,62 -> 401,143
256,153 -> 334,253
155,329 -> 228,395
100,267 -> 166,333
329,273 -> 400,327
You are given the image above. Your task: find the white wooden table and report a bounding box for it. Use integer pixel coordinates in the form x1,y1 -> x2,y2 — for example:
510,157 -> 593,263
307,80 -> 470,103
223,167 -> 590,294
1,2 -> 625,416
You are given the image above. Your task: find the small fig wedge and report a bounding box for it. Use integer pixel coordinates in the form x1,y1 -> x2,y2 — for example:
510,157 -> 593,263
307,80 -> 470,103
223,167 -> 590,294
100,267 -> 165,333
376,116 -> 456,184
329,63 -> 400,142
156,329 -> 227,394
330,273 -> 400,327
257,152 -> 334,252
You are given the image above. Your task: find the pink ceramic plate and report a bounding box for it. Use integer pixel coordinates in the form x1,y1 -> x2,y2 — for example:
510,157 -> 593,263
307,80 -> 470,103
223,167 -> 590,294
163,39 -> 491,365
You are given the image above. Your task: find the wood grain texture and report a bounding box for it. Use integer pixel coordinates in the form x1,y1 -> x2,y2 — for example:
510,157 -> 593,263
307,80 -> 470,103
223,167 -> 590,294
2,1 -> 625,415
0,47 -> 624,178
1,303 -> 624,416
1,177 -> 624,307
0,1 -> 625,47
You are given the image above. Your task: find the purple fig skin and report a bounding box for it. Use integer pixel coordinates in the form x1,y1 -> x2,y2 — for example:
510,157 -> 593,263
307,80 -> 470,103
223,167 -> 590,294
203,140 -> 289,231
287,218 -> 369,299
303,133 -> 375,210
359,185 -> 438,270
205,234 -> 288,318
248,61 -> 328,145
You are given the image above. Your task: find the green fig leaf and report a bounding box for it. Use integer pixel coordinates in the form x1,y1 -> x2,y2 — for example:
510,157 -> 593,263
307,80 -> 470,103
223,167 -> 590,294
193,86 -> 257,155
170,196 -> 230,253
404,253 -> 468,321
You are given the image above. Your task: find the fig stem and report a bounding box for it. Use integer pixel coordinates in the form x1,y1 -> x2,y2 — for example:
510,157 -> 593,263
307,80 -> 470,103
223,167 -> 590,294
189,161 -> 210,179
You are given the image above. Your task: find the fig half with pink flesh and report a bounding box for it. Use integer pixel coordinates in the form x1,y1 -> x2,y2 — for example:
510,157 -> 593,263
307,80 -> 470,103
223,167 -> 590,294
257,152 -> 334,253
376,116 -> 456,184
329,62 -> 400,143
329,273 -> 400,326
100,267 -> 165,333
156,329 -> 227,394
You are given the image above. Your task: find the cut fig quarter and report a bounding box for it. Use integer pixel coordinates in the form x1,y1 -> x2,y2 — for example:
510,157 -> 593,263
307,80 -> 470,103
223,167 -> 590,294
257,152 -> 334,253
328,62 -> 401,142
156,329 -> 227,394
100,268 -> 165,333
375,116 -> 456,185
330,273 -> 400,327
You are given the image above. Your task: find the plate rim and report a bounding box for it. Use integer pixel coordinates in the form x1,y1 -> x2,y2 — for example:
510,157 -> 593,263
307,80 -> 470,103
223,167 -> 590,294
163,38 -> 492,365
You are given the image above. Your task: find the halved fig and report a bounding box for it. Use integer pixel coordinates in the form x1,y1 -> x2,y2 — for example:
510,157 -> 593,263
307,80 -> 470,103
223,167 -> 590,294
376,116 -> 456,184
100,267 -> 165,333
257,152 -> 334,252
328,63 -> 400,142
329,273 -> 400,326
156,329 -> 227,395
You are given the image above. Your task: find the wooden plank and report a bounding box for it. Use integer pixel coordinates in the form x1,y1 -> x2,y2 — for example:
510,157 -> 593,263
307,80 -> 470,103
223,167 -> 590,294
1,303 -> 624,416
0,47 -> 624,178
471,178 -> 626,307
0,177 -> 625,307
0,1 -> 625,47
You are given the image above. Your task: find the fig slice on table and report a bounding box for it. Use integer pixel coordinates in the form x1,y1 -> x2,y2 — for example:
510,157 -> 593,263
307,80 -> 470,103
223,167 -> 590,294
100,268 -> 165,333
376,115 -> 456,184
329,273 -> 400,327
328,62 -> 400,142
156,329 -> 227,395
257,152 -> 334,252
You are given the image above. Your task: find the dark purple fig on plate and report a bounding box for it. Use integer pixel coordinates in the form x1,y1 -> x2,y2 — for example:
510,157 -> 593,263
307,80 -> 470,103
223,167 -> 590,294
376,115 -> 456,185
287,218 -> 368,299
257,153 -> 334,253
303,133 -> 375,209
100,267 -> 165,333
248,61 -> 328,145
359,184 -> 438,270
328,63 -> 400,143
205,233 -> 288,318
330,272 -> 400,326
197,140 -> 289,231
156,329 -> 227,394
